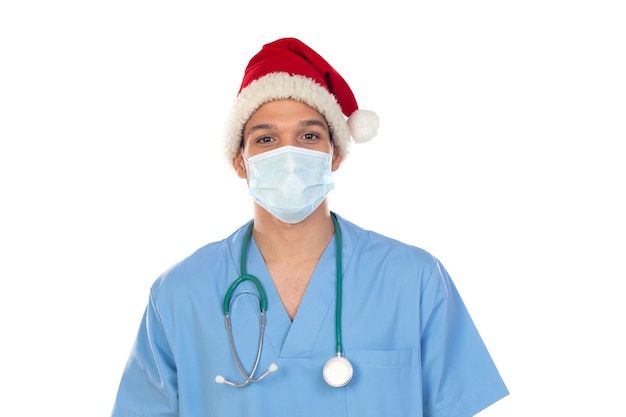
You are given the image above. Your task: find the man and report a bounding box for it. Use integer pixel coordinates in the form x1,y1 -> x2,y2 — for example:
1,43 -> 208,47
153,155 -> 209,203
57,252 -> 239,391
111,37 -> 508,417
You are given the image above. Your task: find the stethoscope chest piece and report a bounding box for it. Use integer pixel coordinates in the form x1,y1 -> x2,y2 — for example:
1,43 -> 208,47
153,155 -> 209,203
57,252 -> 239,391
323,356 -> 353,387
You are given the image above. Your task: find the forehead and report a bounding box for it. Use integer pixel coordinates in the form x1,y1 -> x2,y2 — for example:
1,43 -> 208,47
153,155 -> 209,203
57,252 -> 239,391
246,99 -> 328,126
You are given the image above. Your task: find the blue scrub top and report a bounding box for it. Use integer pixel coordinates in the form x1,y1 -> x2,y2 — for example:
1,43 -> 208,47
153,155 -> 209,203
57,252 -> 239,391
111,214 -> 508,417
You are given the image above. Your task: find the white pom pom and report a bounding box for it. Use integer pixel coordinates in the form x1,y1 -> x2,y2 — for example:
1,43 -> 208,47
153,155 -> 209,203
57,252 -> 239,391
346,109 -> 379,143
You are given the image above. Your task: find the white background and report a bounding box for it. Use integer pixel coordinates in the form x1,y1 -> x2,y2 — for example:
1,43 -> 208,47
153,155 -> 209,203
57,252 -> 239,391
1,1 -> 624,415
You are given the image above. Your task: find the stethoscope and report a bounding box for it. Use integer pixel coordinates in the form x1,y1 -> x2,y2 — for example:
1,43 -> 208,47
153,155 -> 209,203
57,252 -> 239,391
215,213 -> 353,388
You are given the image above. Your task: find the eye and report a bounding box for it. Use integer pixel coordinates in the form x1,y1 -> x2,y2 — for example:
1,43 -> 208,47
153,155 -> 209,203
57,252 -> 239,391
255,135 -> 274,144
301,132 -> 321,142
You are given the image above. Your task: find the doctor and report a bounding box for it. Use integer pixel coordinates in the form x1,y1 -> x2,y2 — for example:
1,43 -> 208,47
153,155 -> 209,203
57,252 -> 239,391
110,37 -> 508,417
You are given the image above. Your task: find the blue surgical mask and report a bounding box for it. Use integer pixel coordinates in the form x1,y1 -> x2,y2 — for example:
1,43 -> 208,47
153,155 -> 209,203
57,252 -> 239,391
244,146 -> 335,224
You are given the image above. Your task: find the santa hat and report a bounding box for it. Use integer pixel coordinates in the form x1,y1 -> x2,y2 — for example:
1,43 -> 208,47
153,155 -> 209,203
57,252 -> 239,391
223,37 -> 379,161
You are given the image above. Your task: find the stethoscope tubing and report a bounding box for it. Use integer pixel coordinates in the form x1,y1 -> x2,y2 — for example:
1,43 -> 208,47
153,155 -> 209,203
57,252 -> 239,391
331,213 -> 344,356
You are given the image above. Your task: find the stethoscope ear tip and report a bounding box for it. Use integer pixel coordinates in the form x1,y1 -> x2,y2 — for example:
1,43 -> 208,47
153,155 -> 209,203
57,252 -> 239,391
215,375 -> 225,384
269,363 -> 278,372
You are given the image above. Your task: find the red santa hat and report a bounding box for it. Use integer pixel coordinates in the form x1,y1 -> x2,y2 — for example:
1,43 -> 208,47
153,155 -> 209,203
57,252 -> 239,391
223,37 -> 379,161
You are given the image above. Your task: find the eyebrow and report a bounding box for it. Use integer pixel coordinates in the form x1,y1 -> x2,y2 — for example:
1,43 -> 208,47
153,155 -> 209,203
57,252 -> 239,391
299,119 -> 327,129
246,119 -> 327,138
246,123 -> 275,138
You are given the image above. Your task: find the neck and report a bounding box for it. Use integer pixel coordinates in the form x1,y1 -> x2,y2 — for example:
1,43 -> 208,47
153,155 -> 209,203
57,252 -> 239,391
252,203 -> 335,263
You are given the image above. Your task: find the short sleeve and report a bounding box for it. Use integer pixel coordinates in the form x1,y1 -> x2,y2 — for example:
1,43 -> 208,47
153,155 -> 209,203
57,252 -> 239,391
420,260 -> 509,417
110,289 -> 179,417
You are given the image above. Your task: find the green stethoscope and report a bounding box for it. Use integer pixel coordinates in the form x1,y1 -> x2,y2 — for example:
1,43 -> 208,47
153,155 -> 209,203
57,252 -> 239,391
214,213 -> 353,388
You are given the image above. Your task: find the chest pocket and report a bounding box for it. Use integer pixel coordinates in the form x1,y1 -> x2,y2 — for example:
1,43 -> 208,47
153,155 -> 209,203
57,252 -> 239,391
345,349 -> 424,417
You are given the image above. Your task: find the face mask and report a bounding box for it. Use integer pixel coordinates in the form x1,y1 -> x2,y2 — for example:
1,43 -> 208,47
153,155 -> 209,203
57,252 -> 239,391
244,146 -> 335,224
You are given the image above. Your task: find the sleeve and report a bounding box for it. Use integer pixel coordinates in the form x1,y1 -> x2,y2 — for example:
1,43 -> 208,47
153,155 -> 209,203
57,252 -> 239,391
420,260 -> 509,417
110,289 -> 179,417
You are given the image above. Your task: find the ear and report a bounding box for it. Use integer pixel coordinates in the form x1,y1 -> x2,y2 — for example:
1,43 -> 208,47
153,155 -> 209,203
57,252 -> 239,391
331,147 -> 343,172
233,147 -> 247,179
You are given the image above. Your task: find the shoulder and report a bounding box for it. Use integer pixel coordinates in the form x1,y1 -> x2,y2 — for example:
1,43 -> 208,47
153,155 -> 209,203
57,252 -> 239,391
335,213 -> 438,267
150,221 -> 252,298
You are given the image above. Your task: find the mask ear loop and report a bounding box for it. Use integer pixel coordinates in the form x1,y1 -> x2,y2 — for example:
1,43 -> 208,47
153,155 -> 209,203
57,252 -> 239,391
329,139 -> 343,172
238,143 -> 251,182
